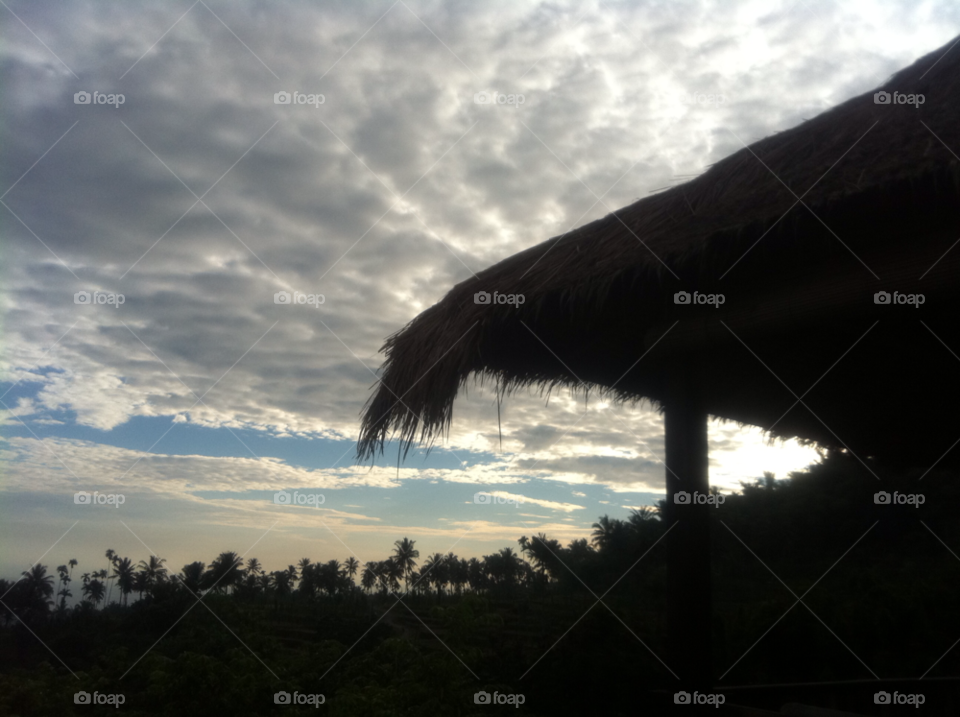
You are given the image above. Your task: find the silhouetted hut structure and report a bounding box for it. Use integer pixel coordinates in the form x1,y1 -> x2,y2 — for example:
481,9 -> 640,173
358,36 -> 960,696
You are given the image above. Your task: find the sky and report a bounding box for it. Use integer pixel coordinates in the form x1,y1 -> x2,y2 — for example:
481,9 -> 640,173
2,0 -> 958,587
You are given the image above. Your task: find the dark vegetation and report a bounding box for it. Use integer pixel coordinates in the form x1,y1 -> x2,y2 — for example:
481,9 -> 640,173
2,449 -> 959,715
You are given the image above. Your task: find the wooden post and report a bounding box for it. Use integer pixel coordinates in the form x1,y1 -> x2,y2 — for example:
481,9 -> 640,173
664,367 -> 712,693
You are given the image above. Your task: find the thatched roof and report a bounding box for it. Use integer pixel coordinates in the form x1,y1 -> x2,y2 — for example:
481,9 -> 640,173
359,36 -> 960,468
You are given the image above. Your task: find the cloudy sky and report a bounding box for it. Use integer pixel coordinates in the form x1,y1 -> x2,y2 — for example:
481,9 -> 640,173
1,0 -> 957,583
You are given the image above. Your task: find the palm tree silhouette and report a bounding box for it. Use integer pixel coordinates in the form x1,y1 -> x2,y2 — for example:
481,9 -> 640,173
384,558 -> 404,593
206,552 -> 244,594
112,557 -> 135,606
271,570 -> 291,610
591,515 -> 629,552
392,538 -> 419,591
137,555 -> 167,592
179,561 -> 206,596
422,553 -> 448,597
133,570 -> 149,602
82,577 -> 105,607
297,557 -> 312,576
344,557 -> 360,581
17,564 -> 55,621
104,549 -> 116,605
361,562 -> 377,593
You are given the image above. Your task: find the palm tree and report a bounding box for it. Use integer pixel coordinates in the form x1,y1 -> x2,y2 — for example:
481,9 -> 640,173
344,557 -> 359,582
58,565 -> 74,611
361,563 -> 377,593
484,548 -> 524,588
133,570 -> 149,602
55,565 -> 69,610
13,564 -> 55,621
58,586 -> 73,609
382,558 -> 403,593
82,578 -> 106,607
23,564 -> 55,601
467,557 -> 486,593
246,557 -> 263,577
629,506 -> 656,524
179,562 -> 206,596
112,557 -> 135,606
317,560 -> 343,597
271,570 -> 291,610
206,552 -> 244,594
422,553 -> 448,597
104,549 -> 117,605
137,555 -> 168,593
591,515 -> 629,553
452,556 -> 469,595
525,533 -> 563,581
392,538 -> 419,591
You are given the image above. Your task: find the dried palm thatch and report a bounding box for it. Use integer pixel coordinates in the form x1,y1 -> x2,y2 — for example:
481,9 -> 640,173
359,36 -> 960,468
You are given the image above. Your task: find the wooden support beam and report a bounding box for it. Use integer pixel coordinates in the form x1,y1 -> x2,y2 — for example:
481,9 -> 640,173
664,366 -> 712,692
